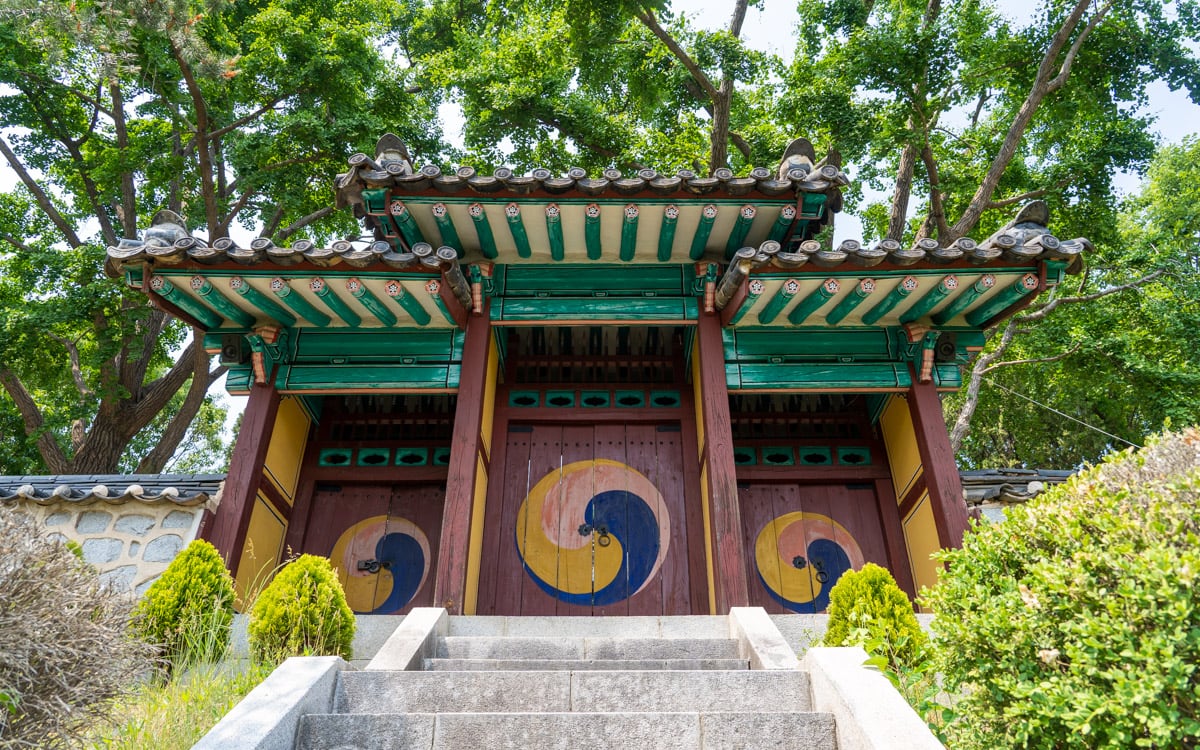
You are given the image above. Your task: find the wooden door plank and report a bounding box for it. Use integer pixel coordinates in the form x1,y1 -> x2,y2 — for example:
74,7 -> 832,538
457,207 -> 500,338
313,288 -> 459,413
623,423 -> 663,617
388,484 -> 445,613
305,484 -> 390,615
518,424 -> 564,615
591,422 -> 630,616
740,483 -> 787,615
656,428 -> 691,616
558,423 -> 599,616
474,412 -> 511,615
491,426 -> 533,615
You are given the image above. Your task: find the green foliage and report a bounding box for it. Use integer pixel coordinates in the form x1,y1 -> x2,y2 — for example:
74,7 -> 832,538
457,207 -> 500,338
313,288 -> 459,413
925,428 -> 1200,749
247,554 -> 355,664
821,562 -> 928,669
131,539 -> 235,671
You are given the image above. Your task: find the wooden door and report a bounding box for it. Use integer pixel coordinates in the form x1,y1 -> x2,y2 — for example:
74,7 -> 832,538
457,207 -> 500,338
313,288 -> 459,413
739,483 -> 888,613
302,483 -> 444,615
486,423 -> 690,615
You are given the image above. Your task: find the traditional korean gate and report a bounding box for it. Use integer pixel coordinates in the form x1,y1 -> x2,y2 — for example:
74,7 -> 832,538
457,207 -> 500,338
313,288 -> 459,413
483,422 -> 691,616
739,483 -> 889,614
302,483 -> 444,615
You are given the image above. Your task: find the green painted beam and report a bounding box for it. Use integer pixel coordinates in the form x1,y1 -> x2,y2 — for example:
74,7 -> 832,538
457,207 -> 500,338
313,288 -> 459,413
468,203 -> 498,259
292,330 -> 457,362
277,364 -> 459,391
726,278 -> 765,325
965,272 -> 1040,327
545,204 -> 565,261
932,273 -> 997,324
229,277 -> 296,326
657,205 -> 679,262
757,278 -> 800,324
431,203 -> 462,257
767,204 -> 797,244
504,202 -> 532,259
689,204 -> 718,260
825,278 -> 877,326
225,367 -> 252,394
389,200 -> 425,246
495,297 -> 696,321
899,275 -> 958,324
502,265 -> 686,295
585,203 -> 603,260
860,276 -> 917,326
787,278 -> 840,325
619,204 -> 639,261
346,278 -> 397,326
729,329 -> 894,361
729,362 -> 913,391
725,205 -> 757,259
189,276 -> 255,327
270,277 -> 332,326
150,275 -> 223,328
310,277 -> 362,327
382,279 -> 431,326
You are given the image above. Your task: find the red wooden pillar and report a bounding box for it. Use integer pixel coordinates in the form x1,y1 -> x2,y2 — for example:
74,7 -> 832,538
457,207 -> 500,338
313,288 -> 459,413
204,381 -> 280,576
433,303 -> 492,614
907,374 -> 969,549
695,312 -> 749,611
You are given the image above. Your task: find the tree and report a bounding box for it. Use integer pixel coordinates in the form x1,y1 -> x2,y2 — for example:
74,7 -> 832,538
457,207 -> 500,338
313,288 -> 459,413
0,0 -> 446,473
948,138 -> 1200,467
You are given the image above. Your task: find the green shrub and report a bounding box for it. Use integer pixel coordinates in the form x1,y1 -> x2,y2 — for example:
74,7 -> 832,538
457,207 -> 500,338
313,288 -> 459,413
247,554 -> 355,664
821,562 -> 927,668
925,428 -> 1200,750
131,539 -> 235,671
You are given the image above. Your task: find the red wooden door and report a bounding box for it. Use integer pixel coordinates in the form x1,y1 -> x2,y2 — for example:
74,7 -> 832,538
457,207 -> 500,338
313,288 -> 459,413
486,423 -> 691,615
739,483 -> 888,613
302,483 -> 444,615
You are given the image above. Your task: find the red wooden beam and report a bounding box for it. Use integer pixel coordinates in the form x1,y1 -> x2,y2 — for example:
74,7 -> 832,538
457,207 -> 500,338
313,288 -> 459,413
906,372 -> 969,549
432,302 -> 492,613
436,275 -> 469,329
695,312 -> 749,611
205,381 -> 281,576
718,278 -> 750,327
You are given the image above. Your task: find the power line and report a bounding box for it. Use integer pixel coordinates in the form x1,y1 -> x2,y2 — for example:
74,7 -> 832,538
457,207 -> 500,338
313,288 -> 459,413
984,378 -> 1142,449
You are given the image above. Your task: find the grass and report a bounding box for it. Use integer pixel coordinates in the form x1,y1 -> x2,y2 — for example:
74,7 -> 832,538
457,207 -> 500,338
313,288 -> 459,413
86,660 -> 272,750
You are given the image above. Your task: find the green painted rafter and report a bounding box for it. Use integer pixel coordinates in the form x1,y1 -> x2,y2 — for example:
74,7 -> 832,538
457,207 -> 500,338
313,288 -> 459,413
150,275 -> 223,328
767,204 -> 797,244
505,202 -> 532,258
346,278 -> 396,326
585,203 -> 603,260
899,275 -> 958,324
932,274 -> 996,324
860,276 -> 917,326
229,276 -> 296,326
309,277 -> 361,327
388,199 -> 426,246
189,275 -> 255,327
383,279 -> 432,325
725,205 -> 756,259
431,203 -> 462,256
757,278 -> 800,324
468,203 -> 498,259
787,278 -> 840,325
620,204 -> 639,261
270,277 -> 332,326
726,278 -> 765,325
965,273 -> 1040,327
657,205 -> 679,262
545,204 -> 565,261
689,204 -> 718,260
825,278 -> 876,325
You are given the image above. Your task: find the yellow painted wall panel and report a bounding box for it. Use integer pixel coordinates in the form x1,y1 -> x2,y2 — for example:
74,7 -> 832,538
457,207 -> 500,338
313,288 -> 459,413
234,495 -> 286,607
880,395 -> 924,502
700,463 -> 716,615
464,455 -> 489,615
480,337 -> 499,457
903,493 -> 942,602
263,396 -> 311,502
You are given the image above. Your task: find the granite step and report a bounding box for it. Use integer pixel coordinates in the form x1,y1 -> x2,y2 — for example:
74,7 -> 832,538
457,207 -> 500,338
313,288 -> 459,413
423,657 -> 749,671
297,710 -> 837,750
446,614 -> 730,639
433,635 -> 742,661
336,669 -> 812,714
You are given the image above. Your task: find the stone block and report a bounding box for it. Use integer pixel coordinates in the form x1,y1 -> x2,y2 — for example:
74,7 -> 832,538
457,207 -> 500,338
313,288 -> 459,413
445,615 -> 729,639
82,537 -> 123,564
129,541 -> 141,556
162,509 -> 195,528
729,607 -> 802,670
99,565 -> 137,591
135,575 -> 159,596
114,513 -> 156,536
699,711 -> 837,749
336,671 -> 571,714
297,713 -> 435,750
366,608 -> 447,670
583,637 -> 740,660
142,533 -> 183,562
44,511 -> 70,527
423,658 -> 750,671
76,510 -> 112,533
430,712 -> 701,750
435,636 -> 584,660
569,670 -> 812,713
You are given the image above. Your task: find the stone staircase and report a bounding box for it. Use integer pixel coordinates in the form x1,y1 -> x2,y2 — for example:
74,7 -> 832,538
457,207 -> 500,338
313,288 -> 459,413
296,613 -> 835,750
196,609 -> 945,750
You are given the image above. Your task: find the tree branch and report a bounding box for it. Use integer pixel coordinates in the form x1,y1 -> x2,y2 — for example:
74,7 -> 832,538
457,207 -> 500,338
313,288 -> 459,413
277,206 -> 337,241
1019,269 -> 1166,323
982,342 -> 1082,374
986,179 -> 1072,209
0,136 -> 82,248
636,10 -> 721,102
0,368 -> 69,472
209,94 -> 293,140
49,335 -> 94,399
888,142 -> 919,241
918,143 -> 950,239
1048,2 -> 1113,92
134,343 -> 227,473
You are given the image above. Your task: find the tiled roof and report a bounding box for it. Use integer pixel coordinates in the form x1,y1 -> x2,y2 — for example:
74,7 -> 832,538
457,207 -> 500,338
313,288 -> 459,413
961,468 -> 1073,505
0,474 -> 224,507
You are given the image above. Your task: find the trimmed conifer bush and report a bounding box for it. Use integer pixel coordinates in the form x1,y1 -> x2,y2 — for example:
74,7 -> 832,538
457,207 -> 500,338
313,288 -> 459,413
926,428 -> 1200,749
821,562 -> 927,668
247,554 -> 355,664
131,539 -> 235,670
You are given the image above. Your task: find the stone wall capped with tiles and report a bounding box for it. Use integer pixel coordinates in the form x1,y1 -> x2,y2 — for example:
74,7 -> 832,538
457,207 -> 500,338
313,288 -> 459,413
0,474 -> 223,595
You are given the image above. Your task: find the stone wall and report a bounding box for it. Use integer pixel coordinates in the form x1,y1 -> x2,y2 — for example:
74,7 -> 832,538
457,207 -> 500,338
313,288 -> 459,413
1,474 -> 222,596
